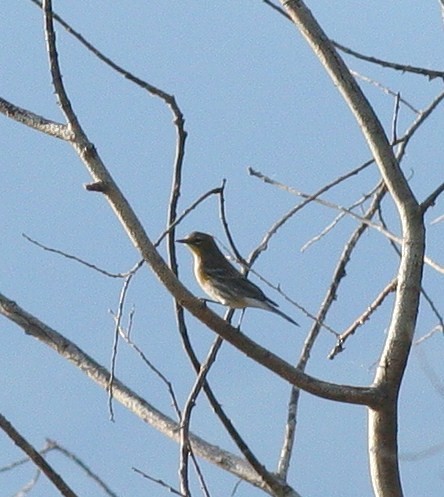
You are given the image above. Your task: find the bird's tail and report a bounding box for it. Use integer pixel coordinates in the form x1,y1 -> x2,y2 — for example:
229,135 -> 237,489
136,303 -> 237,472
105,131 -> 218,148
269,305 -> 300,327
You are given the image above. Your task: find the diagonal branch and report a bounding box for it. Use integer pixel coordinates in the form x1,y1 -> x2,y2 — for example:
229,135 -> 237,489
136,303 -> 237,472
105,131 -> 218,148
0,291 -> 267,489
0,97 -> 73,140
0,413 -> 79,497
421,182 -> 444,214
333,41 -> 444,81
328,278 -> 398,360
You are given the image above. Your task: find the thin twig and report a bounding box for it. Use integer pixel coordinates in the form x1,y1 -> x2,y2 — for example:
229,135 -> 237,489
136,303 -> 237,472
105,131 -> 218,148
421,182 -> 444,214
328,279 -> 397,360
12,469 -> 41,497
264,0 -> 444,80
237,264 -> 338,336
22,233 -> 138,278
47,440 -> 120,497
400,441 -> 444,462
111,311 -> 182,419
43,0 -> 83,129
248,158 -> 374,265
133,467 -> 186,496
396,90 -> 444,161
189,449 -> 212,497
262,0 -> 291,20
350,72 -> 419,114
32,0 -> 178,102
391,93 -> 401,144
107,273 -> 134,421
218,179 -> 244,263
156,185 -> 224,247
301,186 -> 378,252
333,41 -> 444,80
431,213 -> 444,225
251,170 -> 444,274
301,211 -> 347,252
179,336 -> 224,497
415,325 -> 443,345
414,347 -> 444,398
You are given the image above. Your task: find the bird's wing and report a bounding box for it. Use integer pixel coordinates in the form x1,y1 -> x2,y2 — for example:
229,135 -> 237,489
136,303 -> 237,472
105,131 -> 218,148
205,266 -> 278,306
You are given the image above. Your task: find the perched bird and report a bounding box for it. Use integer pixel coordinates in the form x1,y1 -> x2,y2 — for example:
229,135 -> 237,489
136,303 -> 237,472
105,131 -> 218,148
177,231 -> 299,326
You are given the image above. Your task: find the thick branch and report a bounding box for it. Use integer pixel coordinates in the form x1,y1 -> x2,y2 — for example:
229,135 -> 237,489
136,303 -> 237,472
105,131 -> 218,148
280,2 -> 426,496
0,97 -> 73,140
0,292 -> 265,489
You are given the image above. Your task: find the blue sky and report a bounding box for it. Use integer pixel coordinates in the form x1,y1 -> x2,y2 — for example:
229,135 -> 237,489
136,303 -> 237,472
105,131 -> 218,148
1,2 -> 443,496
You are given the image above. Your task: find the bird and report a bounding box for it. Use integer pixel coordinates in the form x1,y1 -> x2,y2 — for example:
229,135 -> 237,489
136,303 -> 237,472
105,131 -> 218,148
177,231 -> 299,326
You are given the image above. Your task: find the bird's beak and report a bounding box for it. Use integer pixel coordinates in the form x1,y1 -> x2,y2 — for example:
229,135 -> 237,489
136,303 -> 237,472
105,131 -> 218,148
176,238 -> 188,244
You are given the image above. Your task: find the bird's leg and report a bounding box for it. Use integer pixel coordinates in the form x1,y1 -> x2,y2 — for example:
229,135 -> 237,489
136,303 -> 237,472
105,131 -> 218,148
236,309 -> 246,330
199,298 -> 221,307
199,298 -> 209,307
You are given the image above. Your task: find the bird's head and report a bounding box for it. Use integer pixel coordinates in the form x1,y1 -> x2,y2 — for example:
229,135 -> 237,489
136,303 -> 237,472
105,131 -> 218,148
176,231 -> 217,256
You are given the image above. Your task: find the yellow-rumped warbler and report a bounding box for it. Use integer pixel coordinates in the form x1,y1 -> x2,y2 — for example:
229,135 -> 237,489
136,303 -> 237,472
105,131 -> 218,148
177,231 -> 299,327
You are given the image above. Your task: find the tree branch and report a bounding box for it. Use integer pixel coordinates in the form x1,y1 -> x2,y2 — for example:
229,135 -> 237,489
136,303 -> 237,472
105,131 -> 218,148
280,2 -> 426,496
0,291 -> 268,489
333,41 -> 444,81
36,0 -> 379,406
0,413 -> 79,497
0,97 -> 73,140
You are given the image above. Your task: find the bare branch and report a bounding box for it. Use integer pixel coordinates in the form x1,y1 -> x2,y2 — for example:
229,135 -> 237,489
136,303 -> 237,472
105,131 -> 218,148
179,337 -> 224,497
250,168 -> 444,274
396,90 -> 444,161
301,186 -> 378,252
23,233 -> 137,278
32,0 -> 186,108
350,72 -> 419,114
47,440 -> 120,497
278,3 -> 425,495
378,207 -> 444,334
218,180 -> 245,264
133,467 -> 186,497
241,265 -> 338,336
262,0 -> 291,20
34,0 -> 381,407
189,448 -> 212,497
0,413 -> 79,497
0,291 -> 269,488
112,311 -> 182,420
0,97 -> 73,140
328,279 -> 397,360
431,213 -> 444,225
12,469 -> 41,497
391,93 -> 401,144
421,182 -> 444,214
264,0 -> 444,80
415,325 -> 443,345
248,158 -> 374,264
277,181 -> 386,479
107,273 -> 135,421
333,41 -> 444,80
156,185 -> 224,247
